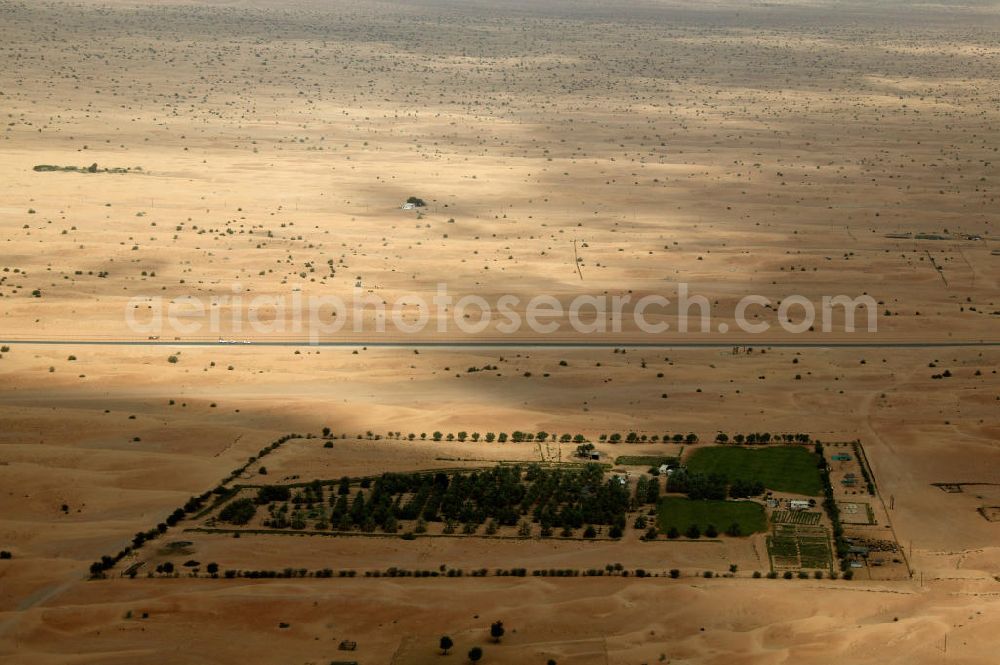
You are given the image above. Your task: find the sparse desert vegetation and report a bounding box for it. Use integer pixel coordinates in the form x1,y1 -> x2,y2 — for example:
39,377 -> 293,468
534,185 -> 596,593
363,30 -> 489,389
0,0 -> 997,663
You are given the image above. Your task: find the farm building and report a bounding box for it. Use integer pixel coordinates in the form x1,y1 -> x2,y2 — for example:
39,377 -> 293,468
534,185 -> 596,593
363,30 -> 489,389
789,499 -> 811,511
832,453 -> 851,462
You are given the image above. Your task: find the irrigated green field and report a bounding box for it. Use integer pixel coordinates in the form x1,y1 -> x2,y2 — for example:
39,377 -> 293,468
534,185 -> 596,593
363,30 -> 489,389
685,446 -> 824,496
656,497 -> 766,536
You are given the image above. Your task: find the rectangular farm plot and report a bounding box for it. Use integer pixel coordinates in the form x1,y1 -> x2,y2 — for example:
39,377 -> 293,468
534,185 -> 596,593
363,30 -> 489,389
614,455 -> 680,467
201,464 -> 634,539
838,501 -> 876,525
770,510 -> 822,526
685,446 -> 824,496
656,497 -> 766,536
767,524 -> 833,572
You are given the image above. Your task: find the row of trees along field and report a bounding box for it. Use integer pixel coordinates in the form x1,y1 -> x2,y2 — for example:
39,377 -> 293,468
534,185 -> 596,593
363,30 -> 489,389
714,433 -> 812,444
322,430 -> 813,445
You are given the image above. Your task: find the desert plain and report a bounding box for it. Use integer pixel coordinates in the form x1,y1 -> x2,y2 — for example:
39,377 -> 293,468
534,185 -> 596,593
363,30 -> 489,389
0,0 -> 998,663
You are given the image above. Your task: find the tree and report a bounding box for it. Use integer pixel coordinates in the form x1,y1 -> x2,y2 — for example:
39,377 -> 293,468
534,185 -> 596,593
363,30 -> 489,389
490,620 -> 505,643
439,635 -> 454,654
219,498 -> 256,525
337,476 -> 351,496
206,562 -> 219,576
645,475 -> 660,504
468,646 -> 483,662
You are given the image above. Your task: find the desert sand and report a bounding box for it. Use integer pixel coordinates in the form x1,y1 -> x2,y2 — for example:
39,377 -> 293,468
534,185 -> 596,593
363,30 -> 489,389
0,0 -> 998,663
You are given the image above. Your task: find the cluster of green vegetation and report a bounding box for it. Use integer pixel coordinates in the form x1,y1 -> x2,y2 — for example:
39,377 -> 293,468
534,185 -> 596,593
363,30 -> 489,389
218,498 -> 256,525
243,463 -> 631,537
767,524 -> 833,571
633,474 -> 661,507
666,468 -> 765,500
33,163 -> 136,174
816,442 -> 851,569
656,497 -> 766,536
685,446 -> 824,496
799,534 -> 834,570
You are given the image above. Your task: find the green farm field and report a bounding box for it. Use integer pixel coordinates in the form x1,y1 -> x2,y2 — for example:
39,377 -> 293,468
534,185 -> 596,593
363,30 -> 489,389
685,446 -> 824,496
656,497 -> 767,536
